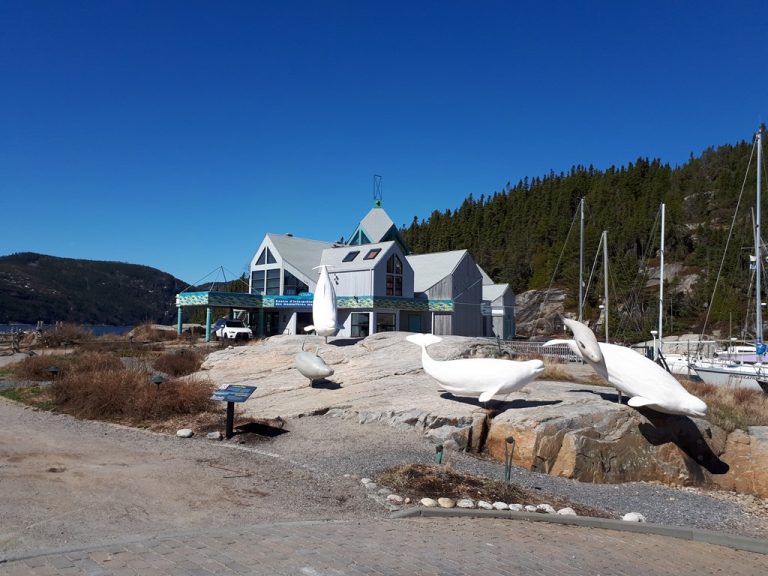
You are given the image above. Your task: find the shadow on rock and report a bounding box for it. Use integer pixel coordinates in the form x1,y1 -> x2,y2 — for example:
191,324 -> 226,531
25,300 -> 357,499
638,412 -> 730,476
439,392 -> 560,411
310,379 -> 341,390
234,420 -> 289,439
327,338 -> 361,347
568,388 -> 625,404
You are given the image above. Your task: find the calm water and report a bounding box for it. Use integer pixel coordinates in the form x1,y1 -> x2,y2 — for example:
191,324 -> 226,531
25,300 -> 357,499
0,324 -> 133,336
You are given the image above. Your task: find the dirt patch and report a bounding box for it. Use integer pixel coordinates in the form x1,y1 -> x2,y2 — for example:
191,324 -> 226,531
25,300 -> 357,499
375,464 -> 611,518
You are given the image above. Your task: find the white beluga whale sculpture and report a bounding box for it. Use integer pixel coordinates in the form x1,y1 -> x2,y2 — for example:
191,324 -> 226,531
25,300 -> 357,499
406,333 -> 545,402
304,265 -> 338,340
544,318 -> 708,418
294,344 -> 335,387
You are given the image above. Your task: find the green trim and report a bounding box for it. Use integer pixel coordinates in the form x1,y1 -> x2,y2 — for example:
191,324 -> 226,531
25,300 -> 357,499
176,291 -> 452,312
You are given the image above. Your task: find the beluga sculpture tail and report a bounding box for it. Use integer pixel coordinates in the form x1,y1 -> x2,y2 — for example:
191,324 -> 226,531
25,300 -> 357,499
406,333 -> 544,403
304,265 -> 338,341
544,318 -> 707,418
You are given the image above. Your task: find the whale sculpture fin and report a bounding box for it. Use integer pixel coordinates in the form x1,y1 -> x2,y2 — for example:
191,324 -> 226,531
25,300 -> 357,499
478,383 -> 505,403
627,396 -> 654,408
542,338 -> 571,347
406,334 -> 443,348
304,325 -> 315,333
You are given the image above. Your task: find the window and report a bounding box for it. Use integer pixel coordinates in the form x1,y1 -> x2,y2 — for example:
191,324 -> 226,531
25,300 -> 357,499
283,270 -> 308,296
351,313 -> 370,338
364,248 -> 381,260
376,312 -> 396,333
342,251 -> 360,262
349,229 -> 370,246
251,270 -> 265,294
386,254 -> 403,296
266,268 -> 281,295
256,247 -> 276,265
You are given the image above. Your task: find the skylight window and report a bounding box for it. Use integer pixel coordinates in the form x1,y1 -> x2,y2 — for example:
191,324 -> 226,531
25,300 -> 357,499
342,251 -> 360,262
364,248 -> 381,260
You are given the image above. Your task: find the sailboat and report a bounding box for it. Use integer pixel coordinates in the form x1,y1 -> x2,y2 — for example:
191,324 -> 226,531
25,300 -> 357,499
691,126 -> 768,393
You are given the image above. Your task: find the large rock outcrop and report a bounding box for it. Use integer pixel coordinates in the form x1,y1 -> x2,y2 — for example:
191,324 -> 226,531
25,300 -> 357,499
199,332 -> 768,497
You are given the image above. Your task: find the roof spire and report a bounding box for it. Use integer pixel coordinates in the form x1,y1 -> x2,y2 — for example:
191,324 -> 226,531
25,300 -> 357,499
373,174 -> 382,207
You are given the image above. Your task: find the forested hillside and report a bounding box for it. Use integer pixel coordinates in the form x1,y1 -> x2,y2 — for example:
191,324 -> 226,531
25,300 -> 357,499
402,137 -> 761,338
0,253 -> 188,325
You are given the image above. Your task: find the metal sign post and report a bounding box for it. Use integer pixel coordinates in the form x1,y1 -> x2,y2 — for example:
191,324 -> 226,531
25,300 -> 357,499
210,385 -> 257,439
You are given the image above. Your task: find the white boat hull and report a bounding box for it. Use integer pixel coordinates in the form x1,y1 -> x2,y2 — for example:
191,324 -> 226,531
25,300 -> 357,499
692,363 -> 768,392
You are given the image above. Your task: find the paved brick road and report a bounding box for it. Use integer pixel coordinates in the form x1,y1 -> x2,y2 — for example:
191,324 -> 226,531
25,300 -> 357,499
2,517 -> 767,576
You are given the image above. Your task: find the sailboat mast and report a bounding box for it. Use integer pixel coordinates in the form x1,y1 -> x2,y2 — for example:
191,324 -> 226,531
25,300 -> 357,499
603,230 -> 609,342
579,198 -> 585,323
757,127 -> 764,351
658,203 -> 665,358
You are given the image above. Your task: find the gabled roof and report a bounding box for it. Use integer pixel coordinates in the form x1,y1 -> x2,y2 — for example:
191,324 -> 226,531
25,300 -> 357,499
320,241 -> 396,272
483,284 -> 509,302
347,206 -> 410,254
406,250 -> 470,292
476,264 -> 494,285
265,234 -> 336,280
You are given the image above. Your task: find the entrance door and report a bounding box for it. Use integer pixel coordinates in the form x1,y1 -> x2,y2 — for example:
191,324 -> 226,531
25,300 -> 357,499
407,313 -> 422,332
296,312 -> 313,334
265,311 -> 280,336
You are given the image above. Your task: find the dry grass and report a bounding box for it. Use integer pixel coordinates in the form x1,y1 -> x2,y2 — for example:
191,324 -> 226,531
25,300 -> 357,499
540,359 -> 578,382
680,378 -> 768,432
8,345 -> 216,425
375,464 -> 610,517
39,323 -> 94,347
152,348 -> 204,377
11,351 -> 122,380
50,369 -> 216,423
130,322 -> 179,342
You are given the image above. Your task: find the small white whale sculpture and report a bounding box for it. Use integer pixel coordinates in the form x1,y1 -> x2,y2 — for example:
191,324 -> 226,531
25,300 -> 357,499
294,350 -> 335,386
304,265 -> 337,338
406,333 -> 545,402
544,318 -> 708,418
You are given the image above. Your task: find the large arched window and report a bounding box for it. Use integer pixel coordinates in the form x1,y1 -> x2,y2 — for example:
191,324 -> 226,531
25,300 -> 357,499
386,254 -> 402,296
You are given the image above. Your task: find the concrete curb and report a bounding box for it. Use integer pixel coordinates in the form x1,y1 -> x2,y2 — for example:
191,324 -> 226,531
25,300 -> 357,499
391,507 -> 768,555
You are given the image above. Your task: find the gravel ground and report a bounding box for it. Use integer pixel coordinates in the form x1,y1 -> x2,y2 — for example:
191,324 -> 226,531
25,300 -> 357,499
2,394 -> 767,560
252,413 -> 768,538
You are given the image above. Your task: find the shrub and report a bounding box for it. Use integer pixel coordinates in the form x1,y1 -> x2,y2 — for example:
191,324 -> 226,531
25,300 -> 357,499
129,322 -> 179,342
40,323 -> 94,347
152,348 -> 204,377
10,351 -> 121,380
50,368 -> 216,422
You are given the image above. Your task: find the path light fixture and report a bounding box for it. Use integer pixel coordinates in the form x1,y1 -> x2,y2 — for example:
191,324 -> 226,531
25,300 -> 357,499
650,330 -> 658,362
151,374 -> 167,392
46,366 -> 59,381
504,436 -> 515,483
434,444 -> 444,465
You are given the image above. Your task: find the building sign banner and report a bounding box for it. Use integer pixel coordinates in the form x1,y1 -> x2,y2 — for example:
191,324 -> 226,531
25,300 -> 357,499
273,297 -> 313,309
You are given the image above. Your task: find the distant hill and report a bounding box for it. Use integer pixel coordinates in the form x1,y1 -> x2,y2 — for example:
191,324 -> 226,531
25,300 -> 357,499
0,253 -> 189,325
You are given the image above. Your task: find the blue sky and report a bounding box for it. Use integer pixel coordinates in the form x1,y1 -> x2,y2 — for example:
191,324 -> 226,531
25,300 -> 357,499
2,1 -> 768,284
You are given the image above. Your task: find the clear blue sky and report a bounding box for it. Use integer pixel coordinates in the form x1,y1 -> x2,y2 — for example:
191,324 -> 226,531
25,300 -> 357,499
3,1 -> 767,284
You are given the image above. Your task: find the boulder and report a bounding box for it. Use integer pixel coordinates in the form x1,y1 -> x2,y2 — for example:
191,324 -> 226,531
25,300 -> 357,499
713,427 -> 768,498
486,386 -> 729,487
